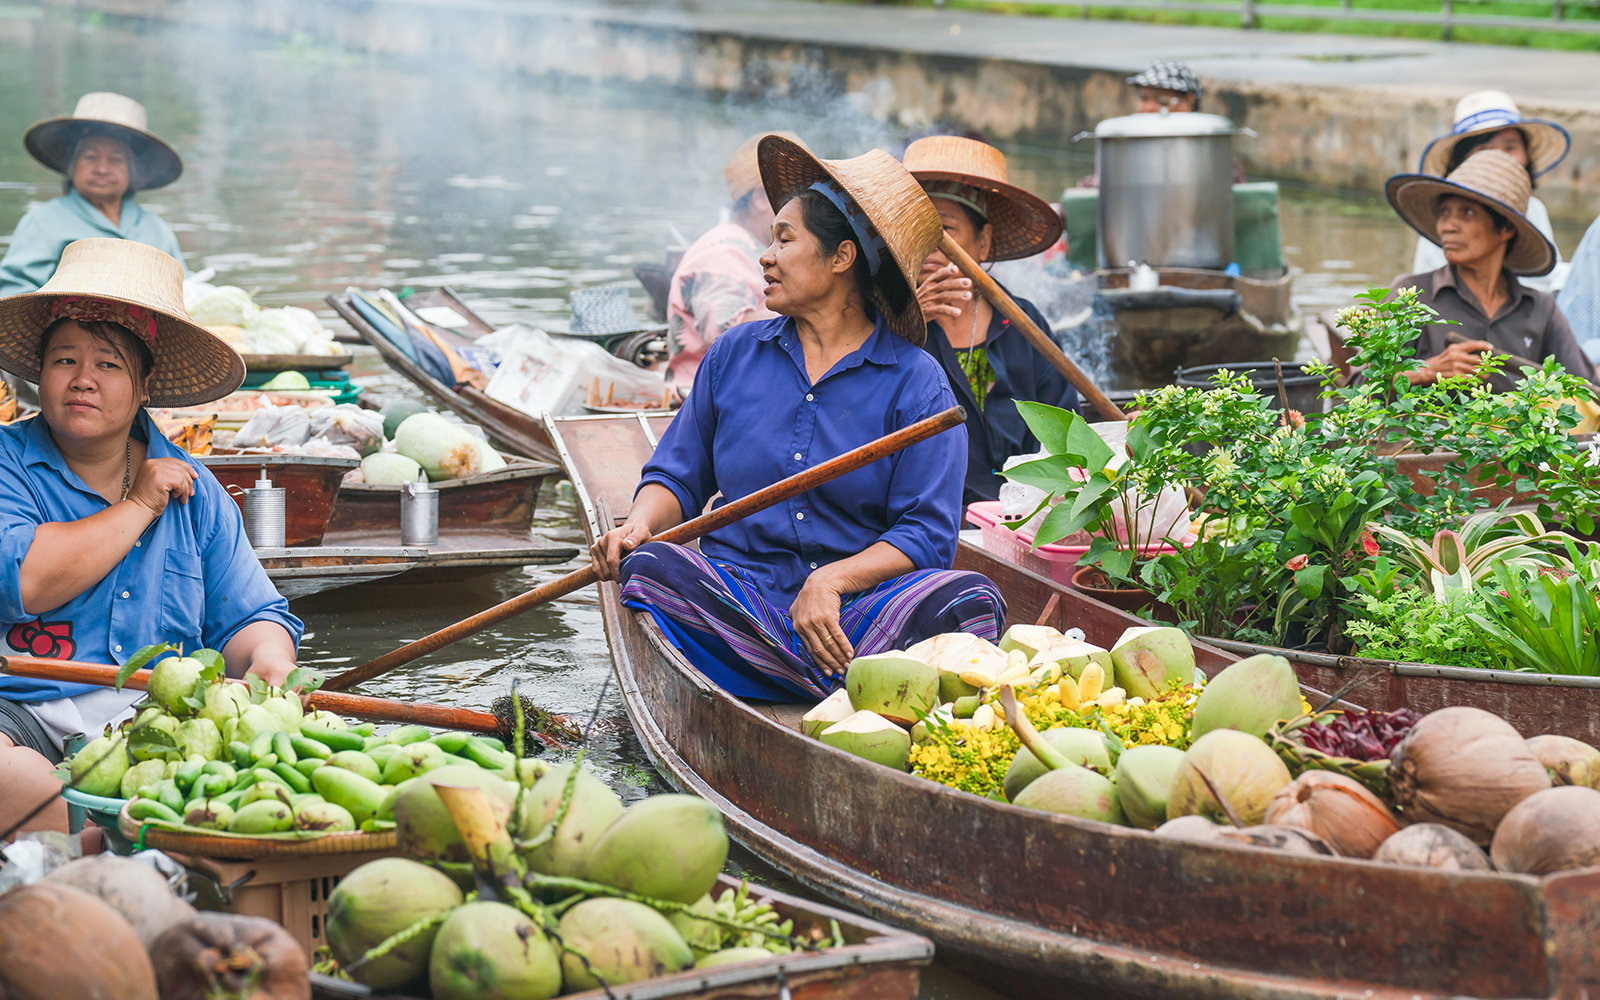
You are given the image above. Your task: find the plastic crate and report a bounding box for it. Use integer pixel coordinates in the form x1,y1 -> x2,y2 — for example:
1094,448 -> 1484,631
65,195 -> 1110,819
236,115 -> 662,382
188,850 -> 396,959
240,369 -> 362,406
966,501 -> 1090,584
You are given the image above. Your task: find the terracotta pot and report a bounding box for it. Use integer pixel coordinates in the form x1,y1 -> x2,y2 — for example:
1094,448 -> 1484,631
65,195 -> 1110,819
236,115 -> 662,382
1070,565 -> 1158,614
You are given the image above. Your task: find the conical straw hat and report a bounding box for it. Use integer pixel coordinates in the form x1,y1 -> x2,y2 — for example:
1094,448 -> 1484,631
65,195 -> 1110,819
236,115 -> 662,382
1419,91 -> 1569,179
1385,148 -> 1554,277
724,131 -> 806,203
903,135 -> 1062,261
0,239 -> 244,407
757,136 -> 943,344
25,92 -> 183,191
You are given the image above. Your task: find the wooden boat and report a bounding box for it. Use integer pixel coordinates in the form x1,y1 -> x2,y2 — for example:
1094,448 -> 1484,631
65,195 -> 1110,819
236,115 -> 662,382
551,412 -> 1600,1000
253,545 -> 425,599
200,454 -> 353,547
328,287 -> 560,464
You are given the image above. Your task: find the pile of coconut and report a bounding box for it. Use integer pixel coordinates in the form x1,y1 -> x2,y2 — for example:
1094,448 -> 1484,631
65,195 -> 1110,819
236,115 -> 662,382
0,853 -> 309,999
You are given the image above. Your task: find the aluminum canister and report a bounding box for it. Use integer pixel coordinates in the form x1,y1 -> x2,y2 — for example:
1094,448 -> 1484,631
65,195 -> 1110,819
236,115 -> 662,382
241,470 -> 286,548
400,477 -> 439,546
1093,112 -> 1238,270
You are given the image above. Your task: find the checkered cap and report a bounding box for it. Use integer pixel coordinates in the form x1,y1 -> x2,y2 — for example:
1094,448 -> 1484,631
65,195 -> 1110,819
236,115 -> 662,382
1126,60 -> 1203,100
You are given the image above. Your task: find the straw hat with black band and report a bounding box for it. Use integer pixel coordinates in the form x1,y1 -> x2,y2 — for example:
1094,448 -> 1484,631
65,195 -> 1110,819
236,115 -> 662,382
1386,148 -> 1556,278
0,238 -> 243,407
25,93 -> 183,191
1419,91 -> 1569,180
724,130 -> 806,204
757,135 -> 943,345
902,135 -> 1063,261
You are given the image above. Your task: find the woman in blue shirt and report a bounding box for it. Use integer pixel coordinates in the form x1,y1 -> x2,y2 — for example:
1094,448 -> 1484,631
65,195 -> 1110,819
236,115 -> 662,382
590,137 -> 1004,703
0,238 -> 299,839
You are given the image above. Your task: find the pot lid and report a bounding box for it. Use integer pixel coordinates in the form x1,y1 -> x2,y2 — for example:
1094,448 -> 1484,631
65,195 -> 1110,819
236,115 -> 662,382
1094,112 -> 1237,139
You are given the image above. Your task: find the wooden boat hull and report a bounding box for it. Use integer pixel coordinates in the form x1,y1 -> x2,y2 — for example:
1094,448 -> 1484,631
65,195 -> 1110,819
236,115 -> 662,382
201,454 -> 357,547
254,546 -> 423,598
328,457 -> 558,540
553,414 -> 1600,1000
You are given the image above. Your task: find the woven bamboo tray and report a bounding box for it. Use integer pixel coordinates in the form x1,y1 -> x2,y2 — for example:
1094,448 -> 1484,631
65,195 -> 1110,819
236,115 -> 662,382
117,801 -> 396,859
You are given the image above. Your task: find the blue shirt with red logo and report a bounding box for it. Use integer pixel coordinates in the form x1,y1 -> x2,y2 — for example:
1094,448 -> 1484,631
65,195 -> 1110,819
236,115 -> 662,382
0,410 -> 302,702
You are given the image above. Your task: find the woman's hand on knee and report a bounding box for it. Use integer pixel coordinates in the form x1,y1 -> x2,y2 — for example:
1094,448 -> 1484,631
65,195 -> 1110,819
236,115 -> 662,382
591,522 -> 653,582
791,576 -> 853,677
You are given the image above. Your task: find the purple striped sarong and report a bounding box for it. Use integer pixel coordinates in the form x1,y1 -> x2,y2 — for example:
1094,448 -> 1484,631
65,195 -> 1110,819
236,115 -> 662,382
618,541 -> 1005,702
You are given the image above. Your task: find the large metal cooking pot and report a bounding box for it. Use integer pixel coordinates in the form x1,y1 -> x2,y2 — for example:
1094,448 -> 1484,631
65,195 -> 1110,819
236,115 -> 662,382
1094,112 -> 1238,270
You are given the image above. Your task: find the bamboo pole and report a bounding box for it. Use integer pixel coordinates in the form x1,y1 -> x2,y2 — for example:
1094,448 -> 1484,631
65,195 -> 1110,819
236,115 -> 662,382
325,404 -> 969,691
939,233 -> 1127,422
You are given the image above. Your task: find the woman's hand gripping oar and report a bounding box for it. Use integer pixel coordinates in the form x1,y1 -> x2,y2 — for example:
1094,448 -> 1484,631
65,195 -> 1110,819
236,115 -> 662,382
939,233 -> 1126,422
325,404 -> 969,691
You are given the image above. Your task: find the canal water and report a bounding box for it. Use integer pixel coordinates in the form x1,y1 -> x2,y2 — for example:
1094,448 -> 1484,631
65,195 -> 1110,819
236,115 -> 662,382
0,8 -> 1587,997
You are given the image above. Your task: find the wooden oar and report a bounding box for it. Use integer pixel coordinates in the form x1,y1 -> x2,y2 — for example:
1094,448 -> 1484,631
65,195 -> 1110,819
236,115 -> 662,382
327,404 -> 969,691
939,233 -> 1127,422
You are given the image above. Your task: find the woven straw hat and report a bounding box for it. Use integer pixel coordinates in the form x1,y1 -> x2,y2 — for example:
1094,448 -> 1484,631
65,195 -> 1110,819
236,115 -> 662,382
1386,149 -> 1555,277
0,239 -> 244,407
758,136 -> 943,344
724,130 -> 806,203
903,135 -> 1062,261
25,93 -> 183,191
1420,91 -> 1569,179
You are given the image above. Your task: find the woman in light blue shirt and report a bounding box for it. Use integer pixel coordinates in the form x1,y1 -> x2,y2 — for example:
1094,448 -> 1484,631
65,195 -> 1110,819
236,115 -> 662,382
0,238 -> 297,840
0,93 -> 186,297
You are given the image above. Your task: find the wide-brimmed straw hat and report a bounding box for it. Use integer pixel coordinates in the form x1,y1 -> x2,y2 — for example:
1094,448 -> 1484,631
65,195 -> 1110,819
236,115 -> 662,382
0,239 -> 244,407
903,135 -> 1063,261
724,130 -> 805,203
25,93 -> 183,191
1419,91 -> 1569,179
758,136 -> 943,345
1385,148 -> 1555,277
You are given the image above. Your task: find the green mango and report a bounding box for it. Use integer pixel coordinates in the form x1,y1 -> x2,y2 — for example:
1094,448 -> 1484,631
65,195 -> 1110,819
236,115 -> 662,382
184,800 -> 234,830
381,742 -> 448,785
295,801 -> 355,832
243,781 -> 294,807
365,743 -> 403,768
387,726 -> 431,746
312,766 -> 388,825
324,751 -> 383,784
229,799 -> 293,834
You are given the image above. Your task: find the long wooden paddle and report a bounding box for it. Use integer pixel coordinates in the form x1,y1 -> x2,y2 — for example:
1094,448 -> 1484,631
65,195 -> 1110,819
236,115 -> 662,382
326,404 -> 969,691
939,233 -> 1127,422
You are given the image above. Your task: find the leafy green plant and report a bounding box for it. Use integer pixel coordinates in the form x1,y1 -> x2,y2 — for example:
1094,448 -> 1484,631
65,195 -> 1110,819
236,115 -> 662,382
1134,527 -> 1285,639
1368,506 -> 1582,600
1470,559 -> 1600,675
1343,589 -> 1500,671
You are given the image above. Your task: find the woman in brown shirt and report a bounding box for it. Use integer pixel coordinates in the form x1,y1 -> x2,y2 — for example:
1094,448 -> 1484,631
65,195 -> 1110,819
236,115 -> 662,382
1384,148 -> 1596,393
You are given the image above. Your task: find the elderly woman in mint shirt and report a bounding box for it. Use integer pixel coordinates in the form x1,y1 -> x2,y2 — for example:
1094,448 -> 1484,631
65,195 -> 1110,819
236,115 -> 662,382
0,238 -> 300,840
590,137 -> 1004,702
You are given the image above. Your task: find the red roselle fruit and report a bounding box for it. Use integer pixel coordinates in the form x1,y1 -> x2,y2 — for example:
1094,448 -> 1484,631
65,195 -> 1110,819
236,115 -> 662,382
1298,708 -> 1419,761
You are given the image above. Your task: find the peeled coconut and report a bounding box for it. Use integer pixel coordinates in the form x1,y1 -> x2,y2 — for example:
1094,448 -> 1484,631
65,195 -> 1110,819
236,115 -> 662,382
391,766 -> 519,868
513,763 -> 626,879
1011,763 -> 1125,825
1166,729 -> 1291,826
1215,825 -> 1337,856
430,902 -> 560,1000
1030,639 -> 1111,681
1263,771 -> 1400,858
1114,744 -> 1188,830
801,688 -> 855,739
1109,626 -> 1195,700
326,857 -> 465,989
1371,823 -> 1492,871
818,710 -> 912,770
1389,706 -> 1550,846
0,882 -> 158,1000
150,913 -> 309,1000
997,624 -> 1065,661
1491,785 -> 1600,875
906,632 -> 983,700
558,898 -> 693,991
584,794 -> 729,904
1526,734 -> 1600,789
1003,727 -> 1113,803
845,652 -> 937,725
697,946 -> 774,968
1154,815 -> 1225,842
43,854 -> 197,950
1190,654 -> 1303,740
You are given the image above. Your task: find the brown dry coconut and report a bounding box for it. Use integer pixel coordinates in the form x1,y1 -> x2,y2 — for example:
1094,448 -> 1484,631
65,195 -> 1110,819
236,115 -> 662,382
1389,706 -> 1550,846
1491,785 -> 1600,876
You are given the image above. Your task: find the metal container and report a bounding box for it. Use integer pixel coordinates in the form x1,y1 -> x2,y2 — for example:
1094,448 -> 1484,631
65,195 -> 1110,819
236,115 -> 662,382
399,478 -> 438,547
241,470 -> 286,549
1094,112 -> 1238,270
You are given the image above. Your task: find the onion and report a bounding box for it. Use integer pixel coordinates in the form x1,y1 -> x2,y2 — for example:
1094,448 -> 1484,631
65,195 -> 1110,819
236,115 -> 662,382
1490,785 -> 1600,876
1371,823 -> 1492,871
1525,734 -> 1600,789
1388,707 -> 1550,846
1264,771 -> 1400,859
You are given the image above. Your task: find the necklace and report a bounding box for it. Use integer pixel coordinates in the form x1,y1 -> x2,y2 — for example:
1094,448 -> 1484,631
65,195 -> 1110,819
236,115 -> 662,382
121,438 -> 131,501
957,305 -> 983,384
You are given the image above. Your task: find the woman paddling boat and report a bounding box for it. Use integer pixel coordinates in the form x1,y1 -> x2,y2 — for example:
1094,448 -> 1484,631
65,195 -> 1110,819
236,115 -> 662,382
904,135 -> 1080,504
0,238 -> 301,839
590,137 -> 1003,702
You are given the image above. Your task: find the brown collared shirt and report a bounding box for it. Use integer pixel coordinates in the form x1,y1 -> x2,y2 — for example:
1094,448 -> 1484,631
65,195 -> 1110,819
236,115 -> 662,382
1390,265 -> 1599,393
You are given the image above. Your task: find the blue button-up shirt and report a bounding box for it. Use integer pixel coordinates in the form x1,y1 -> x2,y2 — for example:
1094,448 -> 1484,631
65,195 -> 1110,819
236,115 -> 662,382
639,315 -> 967,606
0,411 -> 302,702
0,190 -> 187,297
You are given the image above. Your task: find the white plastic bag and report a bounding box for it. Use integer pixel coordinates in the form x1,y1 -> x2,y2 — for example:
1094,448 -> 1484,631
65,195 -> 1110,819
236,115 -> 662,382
479,324 -> 666,418
306,404 -> 385,456
233,402 -> 311,449
1089,422 -> 1192,546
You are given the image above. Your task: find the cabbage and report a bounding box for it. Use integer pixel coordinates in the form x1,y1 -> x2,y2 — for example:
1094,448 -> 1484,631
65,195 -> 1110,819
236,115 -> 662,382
361,452 -> 425,485
394,412 -> 482,481
244,310 -> 311,354
188,286 -> 258,327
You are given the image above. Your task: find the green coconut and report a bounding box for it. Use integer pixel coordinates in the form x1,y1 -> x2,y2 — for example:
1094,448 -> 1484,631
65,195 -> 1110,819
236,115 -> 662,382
668,894 -> 722,959
558,898 -> 693,991
1109,626 -> 1195,700
391,767 -> 519,868
800,688 -> 855,739
1190,654 -> 1303,740
997,624 -> 1065,661
327,857 -> 465,990
429,901 -> 561,1000
70,734 -> 129,798
696,947 -> 774,969
1030,639 -> 1112,680
584,794 -> 729,904
909,632 -> 1006,691
1010,763 -> 1125,825
1115,744 -> 1188,830
911,704 -> 956,745
818,710 -> 912,771
512,763 -> 625,879
1003,728 -> 1113,802
845,652 -> 938,725
1167,729 -> 1292,825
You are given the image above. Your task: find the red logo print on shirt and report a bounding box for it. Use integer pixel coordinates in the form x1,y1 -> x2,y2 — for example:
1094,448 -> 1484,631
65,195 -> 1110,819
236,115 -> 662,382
6,619 -> 75,660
